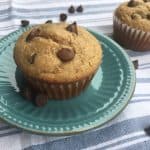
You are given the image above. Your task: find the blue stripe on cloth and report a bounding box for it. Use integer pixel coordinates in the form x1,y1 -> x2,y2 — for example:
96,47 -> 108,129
24,116 -> 150,150
126,51 -> 150,57
130,99 -> 150,104
10,0 -> 121,5
0,3 -> 118,13
0,129 -> 22,138
0,125 -> 12,131
0,25 -> 19,30
0,9 -> 113,19
140,63 -> 150,67
121,140 -> 150,150
0,13 -> 112,22
0,19 -> 112,33
136,78 -> 150,83
0,125 -> 22,138
133,94 -> 150,97
0,0 -> 11,4
140,67 -> 150,70
101,135 -> 147,150
0,24 -> 112,31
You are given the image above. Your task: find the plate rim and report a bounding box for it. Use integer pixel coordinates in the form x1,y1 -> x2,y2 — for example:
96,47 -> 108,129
0,28 -> 136,135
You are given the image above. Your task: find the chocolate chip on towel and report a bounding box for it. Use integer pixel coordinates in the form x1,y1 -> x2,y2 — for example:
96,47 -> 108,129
21,20 -> 29,27
57,48 -> 75,62
76,5 -> 83,12
66,22 -> 78,35
68,5 -> 75,14
45,20 -> 52,24
132,60 -> 139,69
144,126 -> 150,136
60,13 -> 67,22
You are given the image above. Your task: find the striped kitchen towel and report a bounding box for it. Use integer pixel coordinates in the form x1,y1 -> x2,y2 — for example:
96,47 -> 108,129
0,0 -> 150,150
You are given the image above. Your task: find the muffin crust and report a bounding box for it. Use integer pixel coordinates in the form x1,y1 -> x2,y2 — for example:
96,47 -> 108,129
115,0 -> 150,32
14,23 -> 102,83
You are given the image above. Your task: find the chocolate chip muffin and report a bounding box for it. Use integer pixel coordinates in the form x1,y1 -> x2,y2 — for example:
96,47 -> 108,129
14,22 -> 102,99
113,0 -> 150,51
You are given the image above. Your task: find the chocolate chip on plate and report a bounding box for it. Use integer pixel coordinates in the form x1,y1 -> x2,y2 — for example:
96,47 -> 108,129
28,52 -> 37,64
45,20 -> 53,24
26,28 -> 41,42
21,86 -> 34,101
60,13 -> 67,22
68,5 -> 75,14
57,48 -> 75,62
76,5 -> 83,12
21,20 -> 29,27
66,22 -> 78,35
34,93 -> 48,107
132,60 -> 139,69
128,0 -> 140,7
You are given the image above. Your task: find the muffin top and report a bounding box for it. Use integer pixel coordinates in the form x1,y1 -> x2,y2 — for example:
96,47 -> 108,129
14,23 -> 102,83
115,0 -> 150,32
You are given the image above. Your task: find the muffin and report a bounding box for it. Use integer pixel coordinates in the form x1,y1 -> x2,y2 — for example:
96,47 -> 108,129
14,22 -> 102,99
113,0 -> 150,51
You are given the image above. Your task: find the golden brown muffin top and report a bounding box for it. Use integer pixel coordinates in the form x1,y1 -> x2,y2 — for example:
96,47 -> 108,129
115,0 -> 150,32
14,23 -> 102,83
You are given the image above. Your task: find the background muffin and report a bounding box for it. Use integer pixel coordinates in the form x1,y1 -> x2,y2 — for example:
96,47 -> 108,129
14,22 -> 102,99
113,0 -> 150,51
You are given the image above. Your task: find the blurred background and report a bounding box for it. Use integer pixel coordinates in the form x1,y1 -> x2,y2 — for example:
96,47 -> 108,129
0,0 -> 126,38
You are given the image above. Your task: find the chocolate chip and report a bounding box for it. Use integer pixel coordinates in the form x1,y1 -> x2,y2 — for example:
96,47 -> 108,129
21,20 -> 29,27
143,0 -> 150,2
57,48 -> 75,62
132,60 -> 139,69
21,87 -> 34,101
26,28 -> 50,42
34,93 -> 48,107
45,20 -> 52,24
128,0 -> 140,7
144,126 -> 150,136
147,13 -> 150,19
76,5 -> 83,12
68,5 -> 75,14
26,28 -> 41,42
28,53 -> 37,64
60,13 -> 67,22
66,22 -> 78,35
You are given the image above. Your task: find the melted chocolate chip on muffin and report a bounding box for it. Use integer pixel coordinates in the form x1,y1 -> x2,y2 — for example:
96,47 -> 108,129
57,48 -> 75,62
66,22 -> 78,34
128,0 -> 140,7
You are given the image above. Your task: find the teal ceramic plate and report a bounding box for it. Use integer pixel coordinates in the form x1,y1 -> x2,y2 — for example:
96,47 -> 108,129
0,27 -> 136,135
